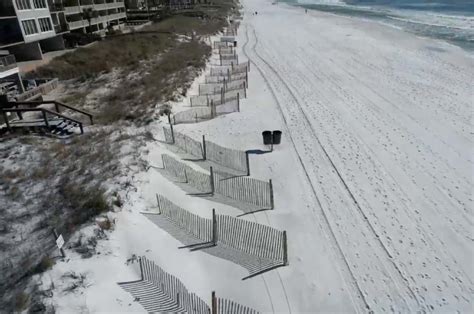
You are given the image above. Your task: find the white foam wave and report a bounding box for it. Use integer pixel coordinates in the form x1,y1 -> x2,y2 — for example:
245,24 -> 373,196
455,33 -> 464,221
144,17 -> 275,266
296,0 -> 345,5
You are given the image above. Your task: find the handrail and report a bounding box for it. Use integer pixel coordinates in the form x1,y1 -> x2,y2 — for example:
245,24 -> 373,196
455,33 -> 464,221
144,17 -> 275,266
9,100 -> 94,124
1,107 -> 84,134
15,78 -> 59,102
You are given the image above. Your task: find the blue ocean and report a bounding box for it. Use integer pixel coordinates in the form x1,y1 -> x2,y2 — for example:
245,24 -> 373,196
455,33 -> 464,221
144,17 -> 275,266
279,0 -> 474,51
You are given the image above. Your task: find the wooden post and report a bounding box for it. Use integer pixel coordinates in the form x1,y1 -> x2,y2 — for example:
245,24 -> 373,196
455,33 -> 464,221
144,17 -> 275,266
156,194 -> 161,214
54,102 -> 60,113
184,168 -> 188,183
2,111 -> 11,132
283,231 -> 288,265
212,209 -> 217,245
79,123 -> 84,134
211,100 -> 216,118
211,291 -> 217,314
202,135 -> 207,160
209,166 -> 215,195
52,228 -> 66,258
245,151 -> 250,176
246,68 -> 248,83
248,60 -> 251,71
269,179 -> 274,209
237,93 -> 240,112
139,257 -> 144,281
42,110 -> 49,129
168,113 -> 175,144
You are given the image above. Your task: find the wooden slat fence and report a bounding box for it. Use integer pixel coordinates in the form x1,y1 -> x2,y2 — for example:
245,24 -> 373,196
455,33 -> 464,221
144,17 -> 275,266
163,127 -> 204,158
217,215 -> 286,266
156,194 -> 213,242
210,62 -> 250,76
205,140 -> 248,174
198,82 -> 246,96
173,107 -> 214,124
213,170 -> 273,209
118,257 -> 210,313
216,298 -> 259,314
218,46 -> 234,54
205,72 -> 247,84
143,197 -> 288,279
190,93 -> 240,107
220,36 -> 235,43
213,41 -> 230,49
162,154 -> 212,193
215,99 -> 239,115
172,99 -> 241,124
161,155 -> 272,210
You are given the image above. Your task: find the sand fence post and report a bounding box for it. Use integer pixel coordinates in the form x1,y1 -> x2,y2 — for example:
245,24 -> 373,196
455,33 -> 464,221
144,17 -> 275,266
202,135 -> 207,160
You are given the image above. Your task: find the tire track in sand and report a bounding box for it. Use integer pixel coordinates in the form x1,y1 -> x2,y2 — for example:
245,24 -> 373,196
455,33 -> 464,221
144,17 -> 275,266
245,24 -> 422,312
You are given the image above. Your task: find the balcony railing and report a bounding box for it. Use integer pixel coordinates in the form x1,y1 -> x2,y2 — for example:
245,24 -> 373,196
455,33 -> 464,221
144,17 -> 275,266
0,55 -> 17,71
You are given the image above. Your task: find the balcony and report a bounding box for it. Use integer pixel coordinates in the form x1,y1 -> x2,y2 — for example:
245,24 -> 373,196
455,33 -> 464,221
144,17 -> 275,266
0,3 -> 16,17
0,55 -> 17,72
107,12 -> 126,21
54,23 -> 70,34
48,1 -> 65,12
68,19 -> 86,30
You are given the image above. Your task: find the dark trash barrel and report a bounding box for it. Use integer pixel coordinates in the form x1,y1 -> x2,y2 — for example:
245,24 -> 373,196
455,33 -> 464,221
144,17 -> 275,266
272,130 -> 282,144
262,130 -> 272,145
234,40 -> 237,47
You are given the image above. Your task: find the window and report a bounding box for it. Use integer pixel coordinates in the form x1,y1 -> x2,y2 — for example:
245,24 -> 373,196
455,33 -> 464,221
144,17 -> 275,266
15,0 -> 32,10
21,19 -> 38,35
38,17 -> 52,32
33,0 -> 46,9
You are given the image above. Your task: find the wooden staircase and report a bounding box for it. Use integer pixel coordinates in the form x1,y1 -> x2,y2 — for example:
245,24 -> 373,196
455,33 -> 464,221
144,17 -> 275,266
0,100 -> 94,138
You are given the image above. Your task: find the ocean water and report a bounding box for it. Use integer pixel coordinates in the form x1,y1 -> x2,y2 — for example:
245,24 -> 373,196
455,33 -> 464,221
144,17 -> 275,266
279,0 -> 474,51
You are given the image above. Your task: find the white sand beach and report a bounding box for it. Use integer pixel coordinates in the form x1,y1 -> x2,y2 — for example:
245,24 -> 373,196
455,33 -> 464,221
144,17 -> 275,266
40,0 -> 474,312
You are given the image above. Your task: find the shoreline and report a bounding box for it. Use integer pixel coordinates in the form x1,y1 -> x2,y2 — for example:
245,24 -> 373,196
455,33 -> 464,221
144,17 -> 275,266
277,0 -> 474,53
